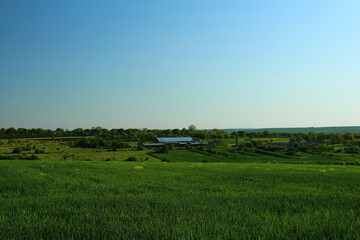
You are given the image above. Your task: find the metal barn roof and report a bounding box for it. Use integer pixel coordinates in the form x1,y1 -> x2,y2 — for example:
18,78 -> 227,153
156,137 -> 194,143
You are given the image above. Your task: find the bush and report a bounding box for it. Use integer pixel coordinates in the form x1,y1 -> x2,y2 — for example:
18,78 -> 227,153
35,149 -> 45,154
264,146 -> 285,152
159,144 -> 169,153
0,155 -> 16,160
22,146 -> 31,151
11,148 -> 22,154
167,143 -> 174,150
345,146 -> 360,154
125,157 -> 137,162
28,155 -> 40,160
0,154 -> 40,160
286,151 -> 297,156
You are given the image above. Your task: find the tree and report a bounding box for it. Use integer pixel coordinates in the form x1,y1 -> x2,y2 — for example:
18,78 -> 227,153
237,131 -> 246,138
159,144 -> 169,153
56,128 -> 65,136
231,132 -> 240,146
344,132 -> 354,141
188,125 -> 196,131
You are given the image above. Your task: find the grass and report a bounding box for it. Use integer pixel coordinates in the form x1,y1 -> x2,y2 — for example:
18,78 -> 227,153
0,138 -> 360,239
0,139 -> 158,162
151,147 -> 360,165
217,137 -> 289,145
0,160 -> 359,239
2,138 -> 359,165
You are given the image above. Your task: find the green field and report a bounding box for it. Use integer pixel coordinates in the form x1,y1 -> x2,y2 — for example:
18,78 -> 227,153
1,161 -> 359,239
0,139 -> 360,239
225,126 -> 360,133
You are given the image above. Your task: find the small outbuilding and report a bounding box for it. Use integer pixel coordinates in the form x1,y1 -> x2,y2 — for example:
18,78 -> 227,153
144,137 -> 202,147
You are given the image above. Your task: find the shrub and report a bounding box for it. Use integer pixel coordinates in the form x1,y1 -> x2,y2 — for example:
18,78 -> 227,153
345,146 -> 360,154
28,155 -> 40,160
0,155 -> 16,160
35,149 -> 45,154
159,144 -> 169,153
22,145 -> 31,151
167,143 -> 174,150
286,151 -> 297,156
11,148 -> 22,154
125,157 -> 137,162
264,146 -> 285,152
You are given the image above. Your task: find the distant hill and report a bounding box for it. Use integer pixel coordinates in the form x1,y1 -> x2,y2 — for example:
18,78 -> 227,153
223,126 -> 360,133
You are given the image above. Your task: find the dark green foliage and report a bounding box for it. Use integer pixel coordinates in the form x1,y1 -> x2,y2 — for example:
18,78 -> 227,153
0,154 -> 39,160
167,143 -> 174,150
264,146 -> 284,152
125,156 -> 137,162
286,150 -> 297,156
11,148 -> 22,154
255,149 -> 290,159
34,149 -> 45,154
227,126 -> 360,133
28,154 -> 40,160
159,144 -> 170,153
0,155 -> 16,160
251,140 -> 264,147
137,142 -> 144,150
344,146 -> 360,154
74,138 -> 131,149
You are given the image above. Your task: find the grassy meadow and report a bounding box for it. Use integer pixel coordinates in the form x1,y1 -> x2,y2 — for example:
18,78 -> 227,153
0,138 -> 359,239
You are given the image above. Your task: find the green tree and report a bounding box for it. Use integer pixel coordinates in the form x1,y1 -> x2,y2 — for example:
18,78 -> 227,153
188,125 -> 196,131
159,144 -> 169,153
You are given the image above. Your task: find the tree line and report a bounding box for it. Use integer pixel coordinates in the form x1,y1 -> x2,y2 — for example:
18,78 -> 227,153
1,127 -> 360,144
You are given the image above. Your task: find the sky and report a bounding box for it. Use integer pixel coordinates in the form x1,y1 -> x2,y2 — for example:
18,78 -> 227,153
0,0 -> 359,130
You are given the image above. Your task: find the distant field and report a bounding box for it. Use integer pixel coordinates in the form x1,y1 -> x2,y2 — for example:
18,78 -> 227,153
152,148 -> 360,165
1,138 -> 359,165
221,137 -> 288,145
225,126 -> 360,133
0,139 -> 158,162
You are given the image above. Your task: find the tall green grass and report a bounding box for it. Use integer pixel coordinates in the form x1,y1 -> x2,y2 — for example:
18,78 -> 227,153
0,161 -> 359,239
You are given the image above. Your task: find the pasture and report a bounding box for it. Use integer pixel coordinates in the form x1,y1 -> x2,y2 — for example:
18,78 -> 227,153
0,139 -> 359,239
1,161 -> 359,239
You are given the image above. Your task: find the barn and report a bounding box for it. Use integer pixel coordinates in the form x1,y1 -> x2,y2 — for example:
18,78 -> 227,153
144,137 -> 202,146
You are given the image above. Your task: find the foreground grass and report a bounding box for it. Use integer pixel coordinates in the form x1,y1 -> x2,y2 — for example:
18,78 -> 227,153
0,160 -> 359,239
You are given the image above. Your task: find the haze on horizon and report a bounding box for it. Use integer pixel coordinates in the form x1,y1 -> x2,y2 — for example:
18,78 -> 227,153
1,0 -> 359,130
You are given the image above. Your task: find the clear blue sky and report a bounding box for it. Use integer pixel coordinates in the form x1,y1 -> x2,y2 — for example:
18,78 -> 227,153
1,0 -> 359,129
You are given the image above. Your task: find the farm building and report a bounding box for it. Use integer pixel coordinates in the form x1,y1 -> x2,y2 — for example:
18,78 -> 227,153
144,137 -> 202,147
